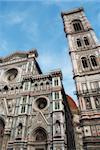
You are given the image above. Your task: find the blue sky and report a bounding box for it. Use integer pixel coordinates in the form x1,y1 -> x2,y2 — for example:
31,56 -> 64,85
0,0 -> 100,103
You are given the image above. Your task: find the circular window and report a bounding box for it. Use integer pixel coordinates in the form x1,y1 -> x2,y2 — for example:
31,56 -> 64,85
36,98 -> 47,110
6,68 -> 18,81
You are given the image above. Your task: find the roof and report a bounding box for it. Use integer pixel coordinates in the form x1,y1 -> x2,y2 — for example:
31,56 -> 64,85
66,95 -> 79,114
61,7 -> 84,17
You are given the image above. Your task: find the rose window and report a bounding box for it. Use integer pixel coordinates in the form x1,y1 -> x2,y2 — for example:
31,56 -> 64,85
6,68 -> 18,81
36,98 -> 47,110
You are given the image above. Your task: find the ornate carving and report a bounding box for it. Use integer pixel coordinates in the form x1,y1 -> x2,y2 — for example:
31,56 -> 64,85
0,100 -> 5,115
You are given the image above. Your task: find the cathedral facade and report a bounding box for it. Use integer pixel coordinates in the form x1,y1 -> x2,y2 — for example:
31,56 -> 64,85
61,7 -> 100,150
0,50 -> 75,150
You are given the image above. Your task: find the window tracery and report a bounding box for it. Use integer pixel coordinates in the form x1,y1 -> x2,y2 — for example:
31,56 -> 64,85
54,78 -> 59,86
90,55 -> 97,67
28,62 -> 31,72
77,39 -> 82,47
21,97 -> 27,113
84,37 -> 89,46
81,57 -> 88,68
55,101 -> 60,110
72,20 -> 83,32
55,92 -> 59,99
35,128 -> 47,142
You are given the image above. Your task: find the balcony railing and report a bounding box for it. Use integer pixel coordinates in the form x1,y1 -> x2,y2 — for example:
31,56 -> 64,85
74,88 -> 100,96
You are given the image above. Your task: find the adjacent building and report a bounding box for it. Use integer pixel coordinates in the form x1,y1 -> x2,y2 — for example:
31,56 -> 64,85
67,95 -> 83,150
61,7 -> 100,150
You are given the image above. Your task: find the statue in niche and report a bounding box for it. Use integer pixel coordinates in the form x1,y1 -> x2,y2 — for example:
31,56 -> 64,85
0,100 -> 5,115
17,123 -> 22,138
6,118 -> 12,128
55,120 -> 61,134
8,100 -> 15,114
95,97 -> 100,107
86,98 -> 91,109
8,104 -> 12,113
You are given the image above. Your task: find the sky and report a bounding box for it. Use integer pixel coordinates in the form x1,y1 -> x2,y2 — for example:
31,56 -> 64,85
0,0 -> 100,103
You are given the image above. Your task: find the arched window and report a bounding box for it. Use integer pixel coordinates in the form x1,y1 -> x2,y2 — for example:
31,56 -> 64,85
4,85 -> 8,91
54,78 -> 59,86
81,57 -> 88,68
55,101 -> 60,110
46,81 -> 49,89
84,37 -> 89,45
55,92 -> 59,99
72,20 -> 83,32
21,97 -> 27,113
34,83 -> 38,91
90,55 -> 97,67
35,128 -> 47,142
28,62 -> 31,72
24,82 -> 29,90
77,39 -> 82,47
40,82 -> 43,90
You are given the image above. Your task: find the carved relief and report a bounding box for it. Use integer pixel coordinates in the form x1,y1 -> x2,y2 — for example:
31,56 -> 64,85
29,112 -> 48,139
0,100 -> 5,115
17,123 -> 23,138
7,99 -> 15,115
55,120 -> 61,134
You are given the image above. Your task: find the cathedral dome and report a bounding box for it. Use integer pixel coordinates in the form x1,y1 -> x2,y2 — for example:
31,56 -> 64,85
66,95 -> 79,114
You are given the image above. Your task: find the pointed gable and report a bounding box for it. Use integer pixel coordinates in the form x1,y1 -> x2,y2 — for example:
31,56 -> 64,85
0,49 -> 38,63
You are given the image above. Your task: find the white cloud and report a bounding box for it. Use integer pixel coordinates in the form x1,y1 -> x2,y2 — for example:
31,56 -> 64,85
2,12 -> 27,25
0,39 -> 8,51
21,21 -> 39,42
0,39 -> 13,57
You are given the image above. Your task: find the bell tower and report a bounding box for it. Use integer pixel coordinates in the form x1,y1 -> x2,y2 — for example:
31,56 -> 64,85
61,7 -> 100,149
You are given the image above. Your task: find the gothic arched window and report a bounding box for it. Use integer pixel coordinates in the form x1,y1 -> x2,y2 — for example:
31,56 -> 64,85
46,81 -> 49,89
90,55 -> 97,67
21,97 -> 27,113
81,57 -> 88,68
55,101 -> 60,110
34,83 -> 38,91
84,37 -> 89,45
28,62 -> 31,72
77,39 -> 82,47
35,128 -> 47,142
72,20 -> 83,32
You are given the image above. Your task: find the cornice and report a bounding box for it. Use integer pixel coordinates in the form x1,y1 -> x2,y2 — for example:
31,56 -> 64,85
0,49 -> 38,63
22,70 -> 62,81
61,7 -> 84,17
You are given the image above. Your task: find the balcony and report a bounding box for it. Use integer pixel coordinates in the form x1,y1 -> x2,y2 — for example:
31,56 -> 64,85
74,88 -> 100,96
